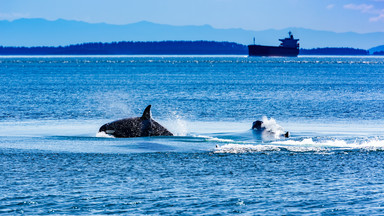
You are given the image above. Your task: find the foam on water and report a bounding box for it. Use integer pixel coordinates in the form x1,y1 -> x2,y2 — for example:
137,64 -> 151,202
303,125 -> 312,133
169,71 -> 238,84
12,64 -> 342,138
274,137 -> 384,149
214,137 -> 384,154
214,144 -> 281,153
95,131 -> 115,138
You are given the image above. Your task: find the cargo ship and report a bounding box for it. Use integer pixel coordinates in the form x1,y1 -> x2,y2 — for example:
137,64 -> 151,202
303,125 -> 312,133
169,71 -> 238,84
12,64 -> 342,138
248,32 -> 299,57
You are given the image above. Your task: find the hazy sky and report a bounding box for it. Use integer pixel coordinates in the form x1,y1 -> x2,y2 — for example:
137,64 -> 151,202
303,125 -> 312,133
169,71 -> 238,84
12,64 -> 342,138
1,0 -> 383,33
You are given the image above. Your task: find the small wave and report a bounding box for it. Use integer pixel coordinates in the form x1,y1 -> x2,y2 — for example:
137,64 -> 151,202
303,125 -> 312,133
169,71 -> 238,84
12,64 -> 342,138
273,137 -> 384,150
214,143 -> 326,153
96,131 -> 115,138
214,137 -> 384,153
214,144 -> 281,153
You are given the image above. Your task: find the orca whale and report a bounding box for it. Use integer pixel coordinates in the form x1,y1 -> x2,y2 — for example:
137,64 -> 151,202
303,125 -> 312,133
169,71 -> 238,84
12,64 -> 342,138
252,120 -> 290,138
99,105 -> 173,138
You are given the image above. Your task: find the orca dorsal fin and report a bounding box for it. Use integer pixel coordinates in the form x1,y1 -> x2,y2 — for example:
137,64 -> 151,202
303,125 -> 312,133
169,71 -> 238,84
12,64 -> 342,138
141,105 -> 152,120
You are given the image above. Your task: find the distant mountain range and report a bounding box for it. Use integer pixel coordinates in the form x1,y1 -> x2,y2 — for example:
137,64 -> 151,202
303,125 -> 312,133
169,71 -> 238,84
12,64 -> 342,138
0,18 -> 384,51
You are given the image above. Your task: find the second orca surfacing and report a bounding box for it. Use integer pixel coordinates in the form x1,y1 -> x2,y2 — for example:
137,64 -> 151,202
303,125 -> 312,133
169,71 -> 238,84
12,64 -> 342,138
252,120 -> 290,138
99,105 -> 173,138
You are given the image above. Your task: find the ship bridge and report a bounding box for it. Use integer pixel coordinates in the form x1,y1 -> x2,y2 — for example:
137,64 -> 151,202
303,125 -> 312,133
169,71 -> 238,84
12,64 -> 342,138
279,32 -> 299,48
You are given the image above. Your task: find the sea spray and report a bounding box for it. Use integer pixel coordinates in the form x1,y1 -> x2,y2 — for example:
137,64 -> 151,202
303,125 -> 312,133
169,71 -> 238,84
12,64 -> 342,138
260,116 -> 287,140
164,111 -> 188,136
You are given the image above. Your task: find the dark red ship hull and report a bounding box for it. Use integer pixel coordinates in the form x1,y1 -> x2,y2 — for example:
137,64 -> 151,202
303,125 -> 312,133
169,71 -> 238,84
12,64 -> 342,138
248,45 -> 299,57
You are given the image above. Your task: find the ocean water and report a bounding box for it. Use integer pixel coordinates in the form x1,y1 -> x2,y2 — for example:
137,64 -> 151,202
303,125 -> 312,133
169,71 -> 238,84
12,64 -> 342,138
1,55 -> 384,215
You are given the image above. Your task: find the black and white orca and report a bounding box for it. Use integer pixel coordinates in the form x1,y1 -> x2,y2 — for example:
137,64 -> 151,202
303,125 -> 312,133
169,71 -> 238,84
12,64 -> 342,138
99,105 -> 173,138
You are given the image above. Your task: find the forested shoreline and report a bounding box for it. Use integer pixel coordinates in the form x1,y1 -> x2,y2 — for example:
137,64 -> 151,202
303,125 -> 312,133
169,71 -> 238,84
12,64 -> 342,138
0,41 -> 379,55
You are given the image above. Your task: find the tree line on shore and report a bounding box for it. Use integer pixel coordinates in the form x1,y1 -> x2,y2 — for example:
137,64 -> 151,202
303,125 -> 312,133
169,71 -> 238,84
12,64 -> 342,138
0,41 -> 379,55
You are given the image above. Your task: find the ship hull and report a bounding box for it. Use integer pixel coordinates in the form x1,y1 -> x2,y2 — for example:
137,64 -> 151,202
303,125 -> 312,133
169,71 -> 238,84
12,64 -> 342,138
248,45 -> 299,57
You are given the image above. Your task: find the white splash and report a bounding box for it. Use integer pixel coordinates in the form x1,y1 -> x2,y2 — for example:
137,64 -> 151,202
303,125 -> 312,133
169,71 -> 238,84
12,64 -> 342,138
96,131 -> 115,138
260,116 -> 286,139
164,112 -> 188,136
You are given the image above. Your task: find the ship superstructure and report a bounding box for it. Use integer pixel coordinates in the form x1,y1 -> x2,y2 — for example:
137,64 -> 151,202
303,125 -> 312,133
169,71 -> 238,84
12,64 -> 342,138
248,32 -> 300,57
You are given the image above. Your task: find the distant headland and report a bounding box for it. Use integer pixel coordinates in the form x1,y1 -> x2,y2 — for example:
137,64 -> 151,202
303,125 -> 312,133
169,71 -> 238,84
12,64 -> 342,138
0,41 -> 247,55
0,41 -> 380,56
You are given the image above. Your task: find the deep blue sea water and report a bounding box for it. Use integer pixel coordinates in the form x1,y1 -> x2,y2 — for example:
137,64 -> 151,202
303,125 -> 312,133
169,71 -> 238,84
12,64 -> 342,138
1,56 -> 384,215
